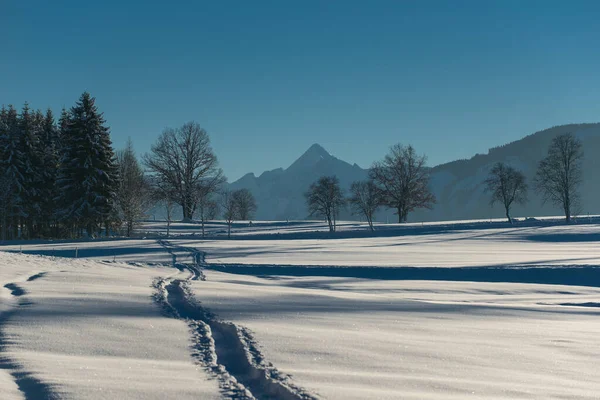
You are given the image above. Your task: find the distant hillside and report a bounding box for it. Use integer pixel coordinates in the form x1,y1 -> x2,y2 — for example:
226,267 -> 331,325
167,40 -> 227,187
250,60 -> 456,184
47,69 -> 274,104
413,123 -> 600,221
229,123 -> 600,222
229,144 -> 367,220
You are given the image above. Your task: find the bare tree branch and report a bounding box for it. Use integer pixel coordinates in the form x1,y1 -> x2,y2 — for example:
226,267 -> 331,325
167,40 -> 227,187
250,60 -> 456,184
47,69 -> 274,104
483,162 -> 528,223
143,122 -> 223,222
232,189 -> 257,221
348,180 -> 380,231
220,189 -> 237,238
534,133 -> 583,223
305,176 -> 345,232
370,144 -> 435,223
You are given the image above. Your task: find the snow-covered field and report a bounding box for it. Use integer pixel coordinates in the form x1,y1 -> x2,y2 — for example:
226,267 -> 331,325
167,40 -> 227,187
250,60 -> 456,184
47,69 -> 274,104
1,220 -> 600,399
196,272 -> 600,399
0,253 -> 220,400
196,224 -> 600,268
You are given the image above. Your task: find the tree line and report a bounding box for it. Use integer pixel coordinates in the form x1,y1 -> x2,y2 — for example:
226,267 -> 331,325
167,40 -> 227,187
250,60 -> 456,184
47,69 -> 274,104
0,93 -> 120,240
305,133 -> 584,232
305,144 -> 436,232
1,92 -> 585,239
0,93 -> 257,240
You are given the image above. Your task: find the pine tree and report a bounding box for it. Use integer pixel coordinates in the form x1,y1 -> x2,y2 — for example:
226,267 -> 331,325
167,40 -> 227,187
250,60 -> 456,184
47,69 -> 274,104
56,92 -> 118,237
54,108 -> 72,236
31,108 -> 48,236
39,109 -> 59,236
58,107 -> 69,140
0,106 -> 11,240
0,106 -> 26,239
18,104 -> 45,238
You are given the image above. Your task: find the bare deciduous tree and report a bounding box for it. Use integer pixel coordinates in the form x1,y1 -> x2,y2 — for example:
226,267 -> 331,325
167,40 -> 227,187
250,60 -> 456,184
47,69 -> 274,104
144,122 -> 223,222
195,175 -> 226,238
534,133 -> 583,223
232,188 -> 257,221
116,139 -> 150,236
220,190 -> 237,239
483,162 -> 528,223
370,144 -> 435,223
348,180 -> 380,231
305,176 -> 345,232
206,201 -> 219,220
196,194 -> 218,238
150,179 -> 177,237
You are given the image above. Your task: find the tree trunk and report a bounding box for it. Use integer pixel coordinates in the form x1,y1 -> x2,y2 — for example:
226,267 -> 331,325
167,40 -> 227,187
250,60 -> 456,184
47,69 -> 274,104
12,217 -> 18,240
505,206 -> 511,224
333,211 -> 337,232
1,215 -> 6,241
398,209 -> 408,223
182,198 -> 193,222
201,219 -> 205,238
228,222 -> 231,238
326,213 -> 334,232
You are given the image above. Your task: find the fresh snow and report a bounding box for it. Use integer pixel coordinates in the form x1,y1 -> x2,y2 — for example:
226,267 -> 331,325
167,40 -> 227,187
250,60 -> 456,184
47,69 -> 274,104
193,272 -> 600,399
183,224 -> 600,268
1,220 -> 600,399
0,253 -> 220,399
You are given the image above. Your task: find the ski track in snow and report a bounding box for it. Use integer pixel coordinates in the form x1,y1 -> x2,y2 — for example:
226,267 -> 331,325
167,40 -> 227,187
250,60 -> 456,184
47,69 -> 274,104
0,274 -> 57,400
153,240 -> 318,400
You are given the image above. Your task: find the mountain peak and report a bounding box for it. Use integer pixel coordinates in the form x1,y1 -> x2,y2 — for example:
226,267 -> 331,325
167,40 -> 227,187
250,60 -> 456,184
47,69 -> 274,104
306,143 -> 330,157
287,143 -> 332,171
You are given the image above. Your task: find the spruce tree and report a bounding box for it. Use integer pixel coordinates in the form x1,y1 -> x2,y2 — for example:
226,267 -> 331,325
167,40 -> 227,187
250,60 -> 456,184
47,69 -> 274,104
58,107 -> 70,140
0,106 -> 26,239
0,106 -> 10,240
39,109 -> 59,236
55,108 -> 72,235
18,104 -> 45,238
56,92 -> 118,237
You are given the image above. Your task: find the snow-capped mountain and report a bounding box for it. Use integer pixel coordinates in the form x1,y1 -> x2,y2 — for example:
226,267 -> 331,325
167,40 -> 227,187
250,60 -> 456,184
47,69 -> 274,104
229,123 -> 600,222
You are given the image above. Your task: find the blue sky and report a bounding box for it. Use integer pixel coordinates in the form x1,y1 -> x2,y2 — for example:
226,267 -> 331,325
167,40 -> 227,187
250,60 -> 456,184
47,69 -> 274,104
2,1 -> 600,181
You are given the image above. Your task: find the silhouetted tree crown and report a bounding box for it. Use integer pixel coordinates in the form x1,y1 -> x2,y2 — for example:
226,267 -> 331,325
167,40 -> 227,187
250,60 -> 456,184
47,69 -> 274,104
348,180 -> 380,231
232,188 -> 257,221
370,144 -> 435,223
305,176 -> 345,232
56,92 -> 119,236
484,162 -> 528,223
534,133 -> 583,223
144,122 -> 223,222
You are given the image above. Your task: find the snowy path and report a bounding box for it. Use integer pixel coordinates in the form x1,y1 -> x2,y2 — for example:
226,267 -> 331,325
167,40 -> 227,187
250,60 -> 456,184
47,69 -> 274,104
153,241 -> 318,399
